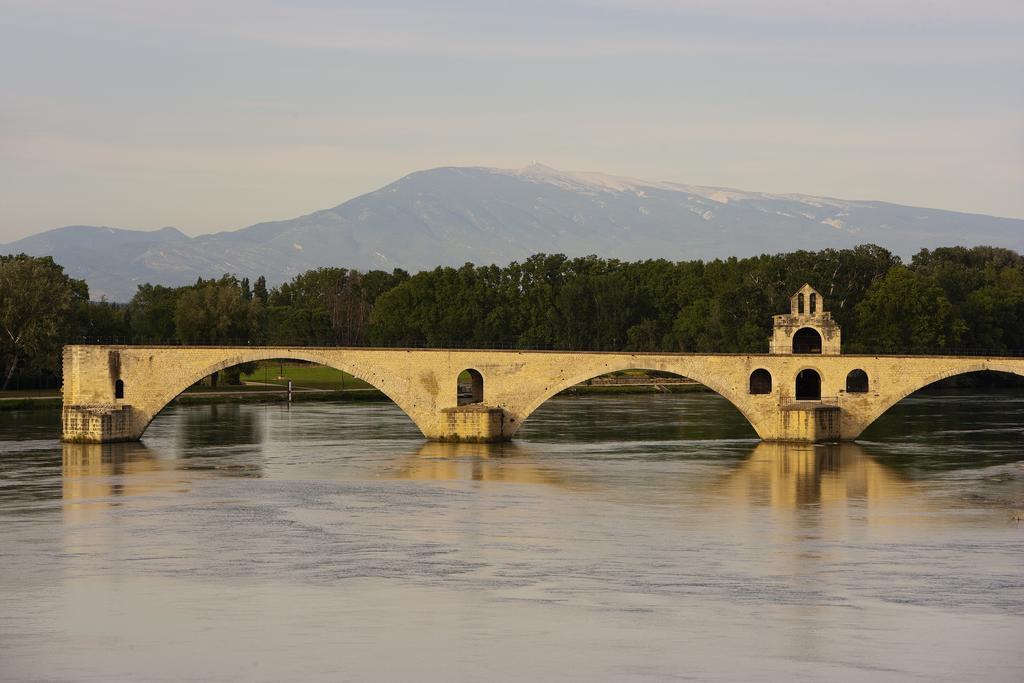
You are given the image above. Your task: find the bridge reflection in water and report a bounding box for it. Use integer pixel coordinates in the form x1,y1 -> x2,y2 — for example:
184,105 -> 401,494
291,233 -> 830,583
387,441 -> 573,488
61,442 -> 195,521
716,442 -> 910,511
61,438 -> 920,518
382,439 -> 920,516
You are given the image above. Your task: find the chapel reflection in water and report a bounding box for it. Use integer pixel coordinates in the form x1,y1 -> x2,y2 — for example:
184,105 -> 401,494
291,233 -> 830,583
715,441 -> 919,518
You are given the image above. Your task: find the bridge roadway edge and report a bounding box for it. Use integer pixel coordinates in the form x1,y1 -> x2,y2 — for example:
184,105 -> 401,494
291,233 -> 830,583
59,345 -> 1024,444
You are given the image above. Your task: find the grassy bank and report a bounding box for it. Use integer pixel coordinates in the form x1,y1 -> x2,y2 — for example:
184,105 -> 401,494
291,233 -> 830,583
0,363 -> 712,413
172,388 -> 389,406
240,363 -> 373,391
559,383 -> 711,396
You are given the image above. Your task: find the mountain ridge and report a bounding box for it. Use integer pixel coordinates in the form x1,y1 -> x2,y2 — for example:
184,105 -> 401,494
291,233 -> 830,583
4,164 -> 1022,301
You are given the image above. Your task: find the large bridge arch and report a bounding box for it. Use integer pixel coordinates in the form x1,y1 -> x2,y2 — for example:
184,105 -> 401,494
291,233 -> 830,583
498,357 -> 771,440
135,350 -> 431,441
63,346 -> 441,442
845,359 -> 1024,440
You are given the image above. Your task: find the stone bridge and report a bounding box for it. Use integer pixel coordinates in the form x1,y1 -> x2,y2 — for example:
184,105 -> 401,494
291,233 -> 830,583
61,344 -> 1024,444
60,285 -> 1024,444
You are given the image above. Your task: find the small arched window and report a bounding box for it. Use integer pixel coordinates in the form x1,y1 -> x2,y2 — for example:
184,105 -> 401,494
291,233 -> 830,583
457,369 -> 484,405
809,293 -> 817,314
749,369 -> 772,395
797,293 -> 805,314
114,379 -> 125,399
846,369 -> 869,393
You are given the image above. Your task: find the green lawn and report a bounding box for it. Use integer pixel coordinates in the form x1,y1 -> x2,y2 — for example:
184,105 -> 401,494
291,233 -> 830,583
183,384 -> 286,393
240,362 -> 373,391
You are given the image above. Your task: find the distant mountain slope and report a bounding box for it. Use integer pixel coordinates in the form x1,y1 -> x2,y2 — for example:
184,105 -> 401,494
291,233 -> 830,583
4,163 -> 1022,301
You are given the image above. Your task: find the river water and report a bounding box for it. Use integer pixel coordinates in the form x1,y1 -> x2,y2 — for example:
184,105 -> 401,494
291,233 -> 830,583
1,392 -> 1022,681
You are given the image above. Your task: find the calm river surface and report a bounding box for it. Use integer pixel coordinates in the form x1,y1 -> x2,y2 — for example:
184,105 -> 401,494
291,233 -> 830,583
1,392 -> 1023,681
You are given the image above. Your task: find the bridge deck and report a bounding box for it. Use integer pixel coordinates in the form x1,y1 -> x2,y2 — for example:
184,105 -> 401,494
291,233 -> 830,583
67,343 -> 1024,360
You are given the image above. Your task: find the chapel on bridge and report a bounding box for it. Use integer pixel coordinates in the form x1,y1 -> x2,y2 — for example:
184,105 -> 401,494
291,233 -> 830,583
769,284 -> 842,355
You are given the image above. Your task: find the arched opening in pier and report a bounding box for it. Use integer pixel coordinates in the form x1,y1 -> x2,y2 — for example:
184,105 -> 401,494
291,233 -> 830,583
846,369 -> 869,393
114,379 -> 124,399
749,369 -> 772,395
457,369 -> 484,405
795,369 -> 821,401
792,328 -> 822,354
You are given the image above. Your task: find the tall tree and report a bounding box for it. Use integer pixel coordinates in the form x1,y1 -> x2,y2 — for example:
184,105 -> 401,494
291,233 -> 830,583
851,266 -> 965,353
174,276 -> 265,344
0,254 -> 87,390
253,276 -> 269,306
128,284 -> 182,341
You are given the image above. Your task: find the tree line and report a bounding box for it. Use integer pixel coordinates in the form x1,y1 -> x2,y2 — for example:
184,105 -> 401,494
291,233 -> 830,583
2,244 -> 1023,390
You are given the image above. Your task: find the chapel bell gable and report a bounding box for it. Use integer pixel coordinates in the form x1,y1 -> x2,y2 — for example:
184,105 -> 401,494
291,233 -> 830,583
769,283 -> 842,355
790,283 -> 824,316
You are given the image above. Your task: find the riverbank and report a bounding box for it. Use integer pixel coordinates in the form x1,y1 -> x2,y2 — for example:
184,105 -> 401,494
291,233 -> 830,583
0,389 -> 393,412
173,388 -> 389,406
560,382 -> 710,395
0,379 -> 713,412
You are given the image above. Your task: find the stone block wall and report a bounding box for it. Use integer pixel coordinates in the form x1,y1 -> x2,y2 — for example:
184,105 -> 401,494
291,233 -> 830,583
776,404 -> 841,443
62,405 -> 134,443
440,405 -> 507,442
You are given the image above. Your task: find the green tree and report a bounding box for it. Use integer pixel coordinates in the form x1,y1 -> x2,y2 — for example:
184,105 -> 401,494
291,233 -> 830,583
128,284 -> 182,341
174,276 -> 265,344
253,276 -> 269,306
851,266 -> 965,353
0,254 -> 88,389
77,299 -> 131,340
908,246 -> 1024,352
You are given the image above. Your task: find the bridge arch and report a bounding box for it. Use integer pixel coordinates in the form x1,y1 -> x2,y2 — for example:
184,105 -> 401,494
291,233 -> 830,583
131,349 -> 430,441
849,361 -> 1024,439
505,362 -> 767,439
793,328 -> 823,354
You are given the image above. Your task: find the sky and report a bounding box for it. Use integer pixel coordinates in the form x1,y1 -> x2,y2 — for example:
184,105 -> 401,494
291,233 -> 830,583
1,0 -> 1022,242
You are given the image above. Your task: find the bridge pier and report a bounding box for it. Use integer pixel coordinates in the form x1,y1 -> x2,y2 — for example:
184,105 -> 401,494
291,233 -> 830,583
62,404 -> 137,443
439,405 -> 510,442
770,404 -> 841,443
